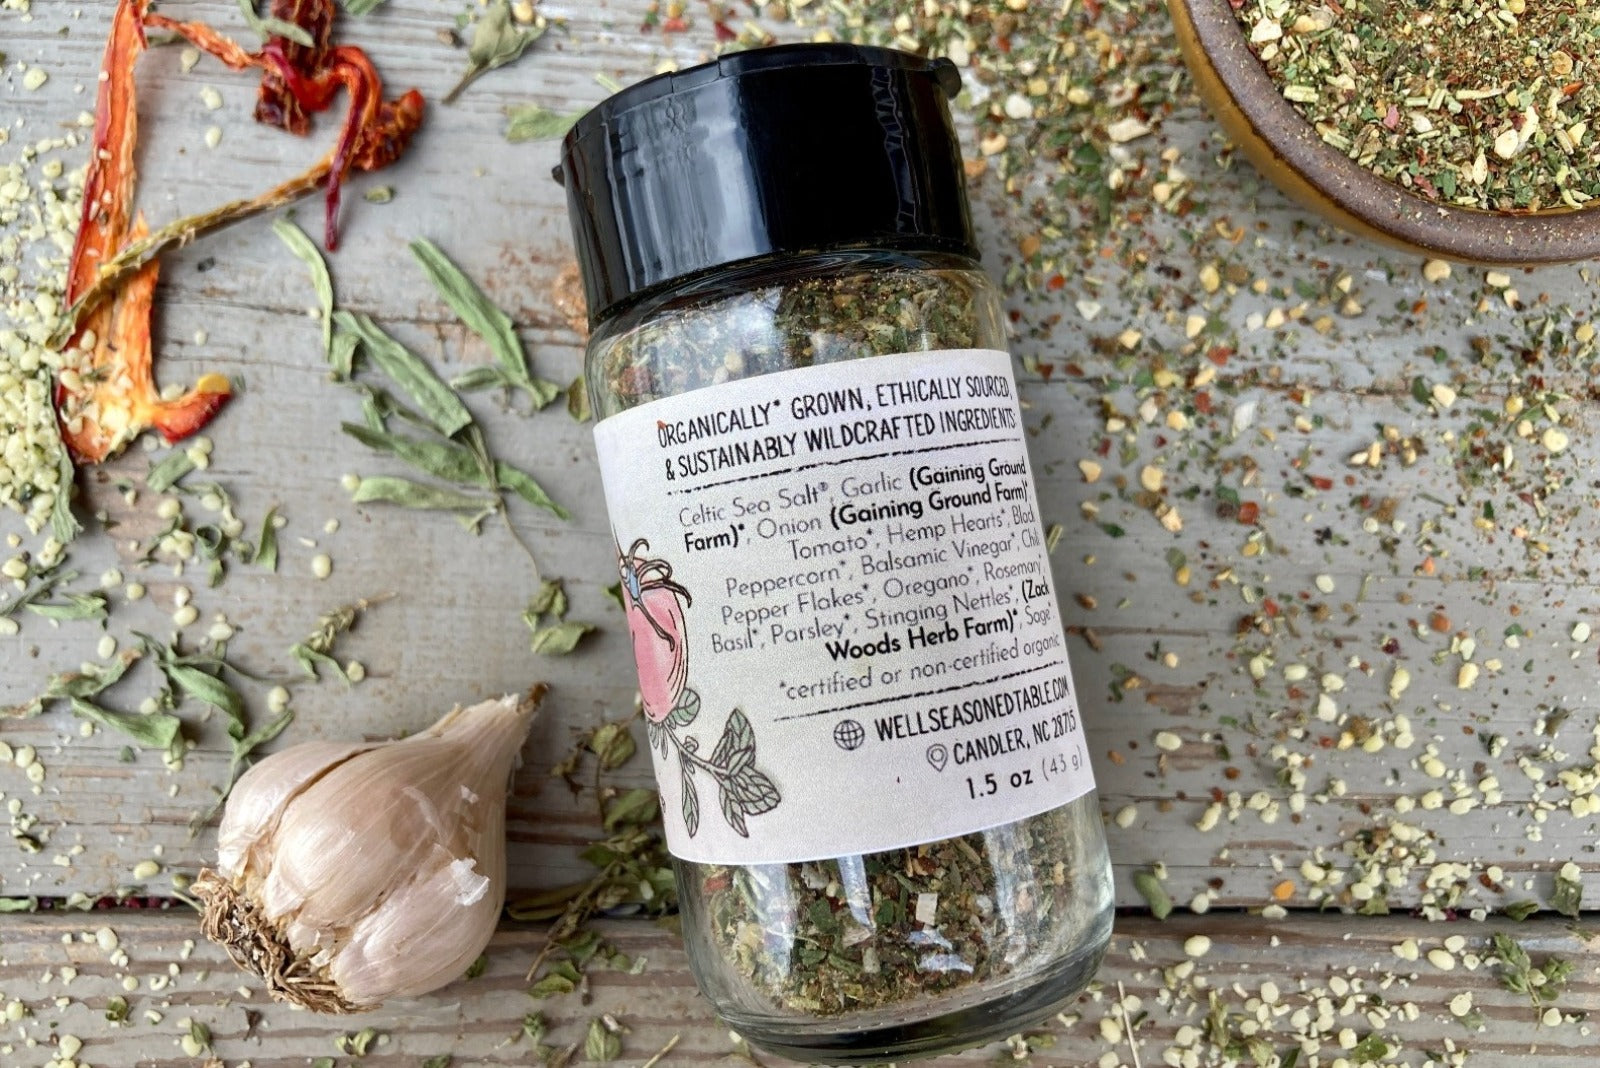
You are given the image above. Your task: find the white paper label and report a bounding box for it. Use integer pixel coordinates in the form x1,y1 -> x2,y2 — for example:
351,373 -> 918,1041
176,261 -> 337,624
594,348 -> 1094,864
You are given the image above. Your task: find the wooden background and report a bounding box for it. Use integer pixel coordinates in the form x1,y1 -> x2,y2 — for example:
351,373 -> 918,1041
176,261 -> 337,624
3,0 -> 1600,1064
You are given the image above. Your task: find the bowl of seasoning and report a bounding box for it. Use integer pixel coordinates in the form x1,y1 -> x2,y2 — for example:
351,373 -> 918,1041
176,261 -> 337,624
1169,0 -> 1600,263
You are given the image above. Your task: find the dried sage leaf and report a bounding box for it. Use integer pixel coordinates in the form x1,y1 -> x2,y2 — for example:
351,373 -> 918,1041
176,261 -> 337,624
164,662 -> 245,721
70,697 -> 181,749
237,0 -> 315,45
444,0 -> 546,104
26,591 -> 108,623
451,366 -> 511,392
411,238 -> 560,410
51,449 -> 80,544
335,311 -> 473,437
350,475 -> 496,514
232,708 -> 294,765
342,423 -> 490,488
274,217 -> 334,358
530,620 -> 595,656
329,329 -> 360,382
251,507 -> 280,570
496,461 -> 569,519
505,103 -> 581,143
147,450 -> 196,493
46,650 -> 139,700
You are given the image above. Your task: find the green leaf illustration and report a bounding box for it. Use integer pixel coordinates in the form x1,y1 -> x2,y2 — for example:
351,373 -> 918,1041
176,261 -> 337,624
710,708 -> 755,772
726,767 -> 780,815
719,786 -> 748,837
681,766 -> 700,838
667,688 -> 699,728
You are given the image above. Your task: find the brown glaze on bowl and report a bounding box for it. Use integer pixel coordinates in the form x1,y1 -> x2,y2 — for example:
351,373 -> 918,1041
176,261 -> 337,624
1169,0 -> 1600,264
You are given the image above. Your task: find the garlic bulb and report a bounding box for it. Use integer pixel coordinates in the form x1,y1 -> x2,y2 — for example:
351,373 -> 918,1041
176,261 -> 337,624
194,686 -> 544,1012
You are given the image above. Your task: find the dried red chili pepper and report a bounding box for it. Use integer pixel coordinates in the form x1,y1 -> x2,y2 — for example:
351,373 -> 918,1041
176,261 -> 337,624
57,0 -> 424,464
144,0 -> 425,251
58,0 -> 230,464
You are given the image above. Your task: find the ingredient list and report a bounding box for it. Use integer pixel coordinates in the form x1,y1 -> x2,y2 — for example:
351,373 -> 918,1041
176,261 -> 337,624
595,348 -> 1094,864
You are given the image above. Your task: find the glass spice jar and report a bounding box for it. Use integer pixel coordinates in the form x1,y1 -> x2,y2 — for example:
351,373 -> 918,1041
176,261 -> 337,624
557,44 -> 1114,1063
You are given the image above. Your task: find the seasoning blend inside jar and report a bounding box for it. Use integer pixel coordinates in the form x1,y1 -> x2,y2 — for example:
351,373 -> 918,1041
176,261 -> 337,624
557,44 -> 1114,1062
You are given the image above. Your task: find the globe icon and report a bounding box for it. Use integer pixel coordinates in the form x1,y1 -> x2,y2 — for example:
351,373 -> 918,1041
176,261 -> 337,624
833,719 -> 865,751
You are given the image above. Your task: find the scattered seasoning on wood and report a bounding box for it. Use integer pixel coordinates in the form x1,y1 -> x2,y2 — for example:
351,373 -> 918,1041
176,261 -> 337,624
1234,0 -> 1600,210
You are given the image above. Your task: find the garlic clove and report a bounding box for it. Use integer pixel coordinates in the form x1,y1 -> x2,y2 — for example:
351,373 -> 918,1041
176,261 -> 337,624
216,740 -> 377,877
330,843 -> 505,1004
195,687 -> 543,1013
258,694 -> 532,930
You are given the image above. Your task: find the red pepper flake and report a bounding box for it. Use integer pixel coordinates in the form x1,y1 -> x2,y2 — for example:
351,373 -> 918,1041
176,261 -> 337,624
56,0 -> 423,465
57,0 -> 230,464
1237,500 -> 1260,525
1309,475 -> 1334,491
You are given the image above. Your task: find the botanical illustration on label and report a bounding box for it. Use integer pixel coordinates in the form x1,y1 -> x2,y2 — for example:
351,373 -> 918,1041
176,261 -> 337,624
595,348 -> 1095,865
619,538 -> 785,838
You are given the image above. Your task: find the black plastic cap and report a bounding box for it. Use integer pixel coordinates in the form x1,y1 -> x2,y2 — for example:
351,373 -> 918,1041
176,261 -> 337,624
555,44 -> 976,330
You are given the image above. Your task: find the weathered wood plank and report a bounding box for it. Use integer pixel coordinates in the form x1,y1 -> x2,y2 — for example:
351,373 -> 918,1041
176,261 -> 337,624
0,911 -> 1593,1067
4,0 -> 1600,925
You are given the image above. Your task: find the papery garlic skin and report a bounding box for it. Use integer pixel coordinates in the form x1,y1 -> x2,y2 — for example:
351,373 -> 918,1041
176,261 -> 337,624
194,687 -> 543,1012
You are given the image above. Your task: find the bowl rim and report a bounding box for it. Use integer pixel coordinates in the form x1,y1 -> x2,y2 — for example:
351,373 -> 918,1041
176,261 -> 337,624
1173,0 -> 1600,264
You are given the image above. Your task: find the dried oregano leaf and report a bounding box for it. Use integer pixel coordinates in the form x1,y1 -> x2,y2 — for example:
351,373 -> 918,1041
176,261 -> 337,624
1504,900 -> 1540,921
504,103 -> 581,143
526,579 -> 568,620
584,1019 -> 620,1063
445,0 -> 546,103
530,621 -> 595,656
1552,867 -> 1583,919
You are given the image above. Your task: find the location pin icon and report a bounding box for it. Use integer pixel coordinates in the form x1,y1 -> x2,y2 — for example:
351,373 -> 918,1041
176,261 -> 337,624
926,743 -> 948,772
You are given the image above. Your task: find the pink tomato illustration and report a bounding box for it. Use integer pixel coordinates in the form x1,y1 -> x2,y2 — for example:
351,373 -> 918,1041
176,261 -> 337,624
618,538 -> 693,723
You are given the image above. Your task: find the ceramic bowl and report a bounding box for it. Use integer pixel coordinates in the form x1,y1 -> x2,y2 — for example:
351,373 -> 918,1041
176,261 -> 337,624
1169,0 -> 1600,264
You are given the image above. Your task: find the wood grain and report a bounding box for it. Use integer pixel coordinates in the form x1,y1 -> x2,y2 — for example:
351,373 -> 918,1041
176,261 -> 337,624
1,0 -> 1599,930
0,911 -> 1593,1067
